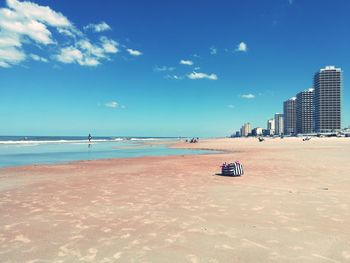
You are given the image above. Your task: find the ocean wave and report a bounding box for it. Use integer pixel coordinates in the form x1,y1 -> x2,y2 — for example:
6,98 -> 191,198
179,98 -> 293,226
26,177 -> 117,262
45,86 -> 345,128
129,138 -> 162,141
0,139 -> 124,145
0,137 -> 175,145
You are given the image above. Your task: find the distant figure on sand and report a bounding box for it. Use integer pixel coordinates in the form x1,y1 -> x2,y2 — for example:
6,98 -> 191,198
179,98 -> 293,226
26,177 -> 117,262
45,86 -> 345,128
190,138 -> 198,143
88,134 -> 92,142
258,137 -> 265,142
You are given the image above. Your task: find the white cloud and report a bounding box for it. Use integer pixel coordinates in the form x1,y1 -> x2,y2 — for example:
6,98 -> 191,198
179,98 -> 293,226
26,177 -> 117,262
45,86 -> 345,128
210,47 -> 217,55
165,74 -> 183,80
104,101 -> 125,109
0,0 -> 119,68
100,37 -> 118,53
187,71 -> 217,80
54,37 -> 119,66
55,46 -> 83,63
84,22 -> 111,32
0,34 -> 21,47
228,105 -> 235,109
0,61 -> 10,68
126,48 -> 142,56
7,0 -> 71,27
82,58 -> 100,66
105,101 -> 119,108
153,65 -> 175,72
30,53 -> 48,62
77,39 -> 104,57
57,27 -> 77,38
180,59 -> 193,66
0,9 -> 54,45
240,94 -> 255,99
55,46 -> 101,66
236,41 -> 248,52
0,46 -> 25,67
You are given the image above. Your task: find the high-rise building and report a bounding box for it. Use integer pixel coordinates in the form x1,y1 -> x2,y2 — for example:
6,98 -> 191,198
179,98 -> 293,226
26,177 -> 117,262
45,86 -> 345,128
314,66 -> 342,133
252,127 -> 263,136
283,97 -> 297,135
240,123 -> 251,137
296,88 -> 314,134
267,118 -> 275,135
274,113 -> 284,135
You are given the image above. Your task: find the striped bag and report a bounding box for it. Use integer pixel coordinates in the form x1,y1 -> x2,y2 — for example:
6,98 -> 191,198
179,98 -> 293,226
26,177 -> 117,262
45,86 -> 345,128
221,162 -> 244,176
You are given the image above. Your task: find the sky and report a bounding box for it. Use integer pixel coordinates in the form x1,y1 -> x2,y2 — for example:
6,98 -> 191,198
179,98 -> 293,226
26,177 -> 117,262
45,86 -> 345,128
0,0 -> 349,137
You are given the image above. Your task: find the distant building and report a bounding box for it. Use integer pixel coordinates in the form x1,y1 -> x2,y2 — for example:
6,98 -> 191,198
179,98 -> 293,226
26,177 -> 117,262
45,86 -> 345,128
314,66 -> 342,133
274,113 -> 284,135
296,88 -> 314,134
267,118 -> 275,135
262,129 -> 270,136
252,127 -> 263,136
283,97 -> 297,135
240,123 -> 252,137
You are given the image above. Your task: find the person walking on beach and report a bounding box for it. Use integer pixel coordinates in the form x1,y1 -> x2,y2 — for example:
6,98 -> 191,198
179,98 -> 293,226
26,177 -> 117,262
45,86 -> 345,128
88,133 -> 92,142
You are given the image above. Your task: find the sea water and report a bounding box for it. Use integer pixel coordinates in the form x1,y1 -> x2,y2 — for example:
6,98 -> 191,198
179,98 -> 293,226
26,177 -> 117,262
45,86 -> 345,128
0,136 -> 213,168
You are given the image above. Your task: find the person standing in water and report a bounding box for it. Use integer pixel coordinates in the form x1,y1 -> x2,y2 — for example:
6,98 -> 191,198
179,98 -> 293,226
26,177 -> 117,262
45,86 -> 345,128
88,134 -> 92,142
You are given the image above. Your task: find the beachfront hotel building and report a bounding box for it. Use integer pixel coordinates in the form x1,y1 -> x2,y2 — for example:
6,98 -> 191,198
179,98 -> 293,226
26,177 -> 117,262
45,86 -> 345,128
283,97 -> 297,135
314,66 -> 342,133
296,88 -> 314,134
267,118 -> 275,135
240,123 -> 251,137
252,127 -> 263,136
274,113 -> 284,135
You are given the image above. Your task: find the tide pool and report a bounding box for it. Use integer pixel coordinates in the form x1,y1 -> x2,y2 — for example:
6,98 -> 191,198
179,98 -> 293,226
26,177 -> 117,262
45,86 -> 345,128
0,140 -> 214,168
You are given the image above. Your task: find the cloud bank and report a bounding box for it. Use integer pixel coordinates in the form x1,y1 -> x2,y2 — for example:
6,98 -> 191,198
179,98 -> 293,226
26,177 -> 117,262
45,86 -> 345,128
241,93 -> 255,99
84,22 -> 111,32
180,59 -> 193,66
126,48 -> 142,56
0,0 -> 138,68
104,101 -> 126,109
187,71 -> 217,80
153,65 -> 175,72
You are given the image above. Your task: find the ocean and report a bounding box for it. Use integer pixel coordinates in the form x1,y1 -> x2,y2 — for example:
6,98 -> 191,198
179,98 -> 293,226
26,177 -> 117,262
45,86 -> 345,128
0,136 -> 212,168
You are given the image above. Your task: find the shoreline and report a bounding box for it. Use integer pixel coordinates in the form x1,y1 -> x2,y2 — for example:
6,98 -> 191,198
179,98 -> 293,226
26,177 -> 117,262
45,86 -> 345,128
0,139 -> 220,171
1,137 -> 350,262
2,136 -> 347,171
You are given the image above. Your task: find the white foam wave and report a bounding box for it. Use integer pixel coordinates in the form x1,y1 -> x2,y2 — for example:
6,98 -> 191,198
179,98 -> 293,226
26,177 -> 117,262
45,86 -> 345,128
129,138 -> 161,141
0,138 -> 124,145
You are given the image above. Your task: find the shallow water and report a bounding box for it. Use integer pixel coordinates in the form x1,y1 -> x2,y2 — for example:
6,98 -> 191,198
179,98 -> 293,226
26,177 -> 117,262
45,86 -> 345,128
0,139 -> 213,168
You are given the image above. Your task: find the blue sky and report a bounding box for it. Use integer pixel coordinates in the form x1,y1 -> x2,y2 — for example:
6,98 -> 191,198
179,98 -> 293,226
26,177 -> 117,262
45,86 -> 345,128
0,0 -> 349,137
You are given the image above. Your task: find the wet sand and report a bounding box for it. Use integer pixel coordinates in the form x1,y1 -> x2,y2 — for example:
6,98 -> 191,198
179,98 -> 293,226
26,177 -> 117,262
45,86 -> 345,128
1,137 -> 350,262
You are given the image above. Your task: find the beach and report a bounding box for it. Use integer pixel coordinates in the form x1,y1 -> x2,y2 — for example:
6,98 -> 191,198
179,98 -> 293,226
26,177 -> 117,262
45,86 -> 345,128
1,137 -> 350,262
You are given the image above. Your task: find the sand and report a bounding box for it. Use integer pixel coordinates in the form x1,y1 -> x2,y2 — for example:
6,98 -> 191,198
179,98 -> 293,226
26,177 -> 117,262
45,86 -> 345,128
1,137 -> 350,262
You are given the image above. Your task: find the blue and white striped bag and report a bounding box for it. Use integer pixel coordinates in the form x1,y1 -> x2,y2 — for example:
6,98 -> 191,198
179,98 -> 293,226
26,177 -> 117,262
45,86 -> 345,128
221,162 -> 244,176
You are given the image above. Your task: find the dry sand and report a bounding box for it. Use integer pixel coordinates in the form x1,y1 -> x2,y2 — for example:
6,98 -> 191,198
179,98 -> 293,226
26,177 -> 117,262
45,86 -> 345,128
1,137 -> 350,262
